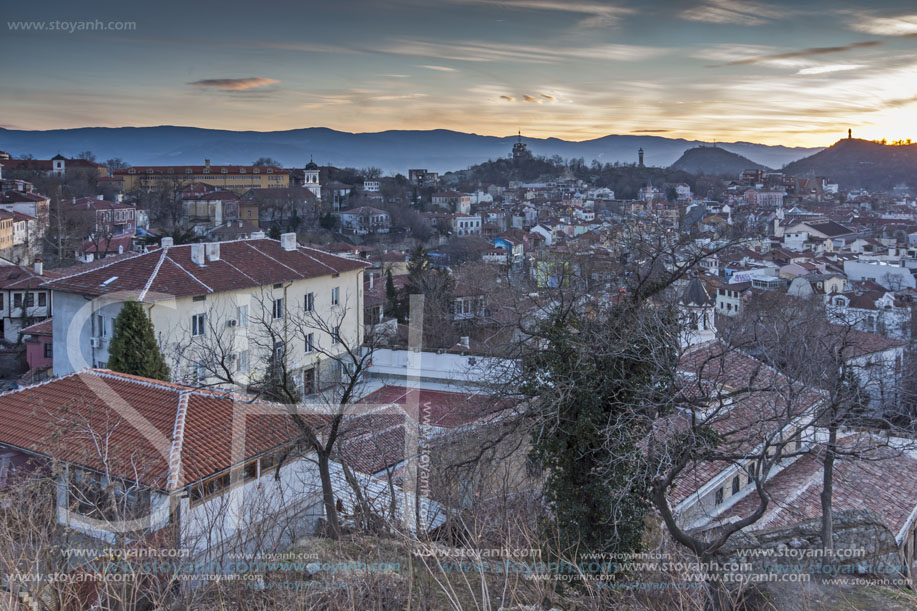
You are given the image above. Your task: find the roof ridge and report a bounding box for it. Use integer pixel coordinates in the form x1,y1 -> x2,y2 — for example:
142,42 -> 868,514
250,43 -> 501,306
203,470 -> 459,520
243,241 -> 304,277
138,248 -> 169,302
166,391 -> 190,491
219,257 -> 258,285
163,255 -> 214,294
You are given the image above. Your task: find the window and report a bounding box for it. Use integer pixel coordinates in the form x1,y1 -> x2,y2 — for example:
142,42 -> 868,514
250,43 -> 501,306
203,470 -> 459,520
273,341 -> 285,362
95,313 -> 107,338
731,476 -> 740,495
304,292 -> 314,312
331,287 -> 340,306
714,488 -> 724,506
0,294 -> 3,309
44,343 -> 53,359
195,362 -> 206,382
305,333 -> 314,353
192,313 -> 206,337
189,472 -> 230,506
301,368 -> 315,395
238,350 -> 249,373
332,325 -> 340,345
13,293 -> 22,309
272,298 -> 284,319
237,305 -> 248,327
25,293 -> 34,308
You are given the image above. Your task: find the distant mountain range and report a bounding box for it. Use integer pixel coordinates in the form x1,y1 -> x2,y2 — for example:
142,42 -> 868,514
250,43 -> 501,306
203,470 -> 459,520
783,138 -> 917,191
0,126 -> 821,175
670,146 -> 768,175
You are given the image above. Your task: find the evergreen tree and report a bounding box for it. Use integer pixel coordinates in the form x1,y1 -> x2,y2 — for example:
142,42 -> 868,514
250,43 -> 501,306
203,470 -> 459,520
523,303 -> 672,560
385,269 -> 401,320
106,301 -> 170,381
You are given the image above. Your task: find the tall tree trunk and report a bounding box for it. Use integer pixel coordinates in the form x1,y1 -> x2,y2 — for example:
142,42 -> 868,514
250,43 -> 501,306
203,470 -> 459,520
821,424 -> 837,551
317,451 -> 341,539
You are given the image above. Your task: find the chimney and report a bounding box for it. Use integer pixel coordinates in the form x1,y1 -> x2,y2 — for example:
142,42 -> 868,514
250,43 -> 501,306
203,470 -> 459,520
206,242 -> 220,262
33,259 -> 43,276
459,336 -> 470,350
161,237 -> 174,248
368,273 -> 374,289
116,193 -> 123,203
251,231 -> 266,239
204,159 -> 211,172
96,194 -> 103,200
191,243 -> 205,266
280,232 -> 297,251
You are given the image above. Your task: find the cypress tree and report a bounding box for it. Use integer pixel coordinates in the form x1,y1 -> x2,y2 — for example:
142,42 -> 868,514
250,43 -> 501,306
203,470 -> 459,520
106,301 -> 170,381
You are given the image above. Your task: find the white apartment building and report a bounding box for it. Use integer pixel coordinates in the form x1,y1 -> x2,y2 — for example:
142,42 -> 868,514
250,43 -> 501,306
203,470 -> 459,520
45,234 -> 367,394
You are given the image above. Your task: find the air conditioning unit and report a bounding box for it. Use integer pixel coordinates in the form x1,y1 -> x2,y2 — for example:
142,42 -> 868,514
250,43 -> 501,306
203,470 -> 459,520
89,337 -> 102,348
226,319 -> 237,328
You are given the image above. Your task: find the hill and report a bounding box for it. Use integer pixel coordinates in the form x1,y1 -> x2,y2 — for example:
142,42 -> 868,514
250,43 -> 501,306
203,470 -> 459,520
0,126 -> 818,175
783,138 -> 917,190
670,146 -> 768,176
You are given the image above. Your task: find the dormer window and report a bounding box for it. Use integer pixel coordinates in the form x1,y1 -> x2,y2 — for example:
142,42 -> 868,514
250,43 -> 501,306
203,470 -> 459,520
240,168 -> 246,174
185,169 -> 192,174
253,168 -> 260,174
267,169 -> 273,174
221,168 -> 228,174
129,169 -> 136,174
146,169 -> 153,174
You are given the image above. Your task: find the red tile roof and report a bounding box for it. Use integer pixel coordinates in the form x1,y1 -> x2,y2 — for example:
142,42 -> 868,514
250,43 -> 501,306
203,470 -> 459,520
652,341 -> 825,507
42,238 -> 368,301
20,317 -> 52,336
71,197 -> 135,211
114,165 -> 289,177
0,265 -> 60,289
358,385 -> 498,428
0,370 -> 326,491
715,434 -> 917,539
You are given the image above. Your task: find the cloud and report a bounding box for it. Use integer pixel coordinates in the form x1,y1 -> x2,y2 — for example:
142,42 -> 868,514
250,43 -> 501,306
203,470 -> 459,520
705,41 -> 881,67
388,39 -> 664,64
796,64 -> 864,75
500,95 -> 516,102
847,13 -> 917,36
447,0 -> 634,28
416,64 -> 458,72
681,0 -> 790,26
631,129 -> 671,133
188,77 -> 278,91
523,94 -> 538,103
540,93 -> 556,101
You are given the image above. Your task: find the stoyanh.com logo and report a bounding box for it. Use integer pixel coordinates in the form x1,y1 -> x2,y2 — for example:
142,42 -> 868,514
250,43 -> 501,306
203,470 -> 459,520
7,20 -> 137,33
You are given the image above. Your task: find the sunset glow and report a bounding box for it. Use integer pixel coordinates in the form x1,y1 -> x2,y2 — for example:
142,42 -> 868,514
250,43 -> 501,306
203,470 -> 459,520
2,1 -> 917,146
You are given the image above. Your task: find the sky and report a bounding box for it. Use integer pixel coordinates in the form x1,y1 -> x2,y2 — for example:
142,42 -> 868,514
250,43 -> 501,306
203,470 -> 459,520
1,0 -> 916,146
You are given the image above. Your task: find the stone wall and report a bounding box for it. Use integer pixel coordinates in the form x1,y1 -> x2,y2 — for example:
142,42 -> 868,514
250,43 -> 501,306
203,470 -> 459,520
714,510 -> 903,578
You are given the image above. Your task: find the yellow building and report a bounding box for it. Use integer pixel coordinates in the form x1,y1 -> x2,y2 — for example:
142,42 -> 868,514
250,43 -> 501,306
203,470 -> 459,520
115,160 -> 290,193
0,210 -> 14,251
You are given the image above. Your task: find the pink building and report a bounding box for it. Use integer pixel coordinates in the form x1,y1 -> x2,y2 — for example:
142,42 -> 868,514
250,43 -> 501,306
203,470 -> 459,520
20,317 -> 52,373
